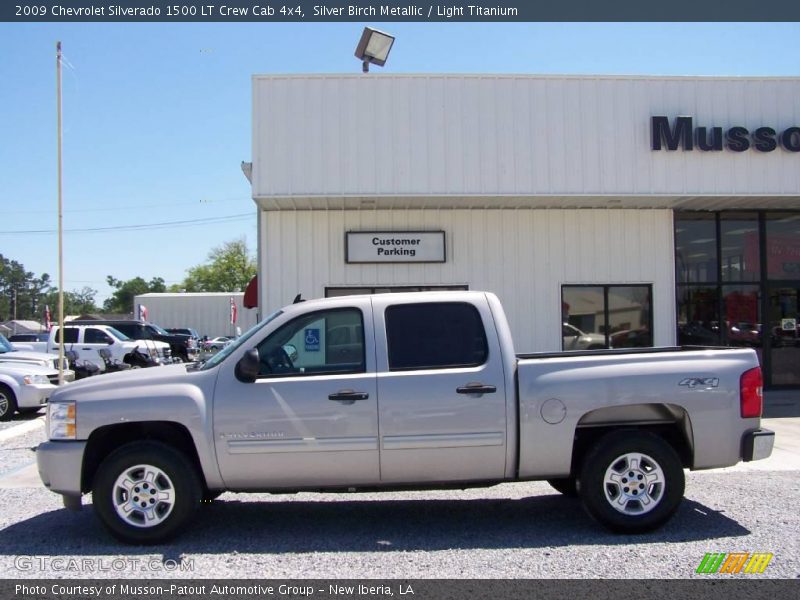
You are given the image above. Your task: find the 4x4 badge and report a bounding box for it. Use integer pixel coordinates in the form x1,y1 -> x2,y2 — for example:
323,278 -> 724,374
679,377 -> 720,389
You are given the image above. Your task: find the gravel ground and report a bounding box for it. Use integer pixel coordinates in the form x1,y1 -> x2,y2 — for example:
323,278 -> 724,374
0,411 -> 43,434
0,418 -> 797,580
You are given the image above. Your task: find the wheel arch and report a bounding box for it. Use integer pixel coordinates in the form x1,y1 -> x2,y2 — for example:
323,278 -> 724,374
569,403 -> 694,476
81,421 -> 207,493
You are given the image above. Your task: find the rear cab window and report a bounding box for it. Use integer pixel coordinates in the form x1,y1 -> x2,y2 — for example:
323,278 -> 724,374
385,302 -> 488,371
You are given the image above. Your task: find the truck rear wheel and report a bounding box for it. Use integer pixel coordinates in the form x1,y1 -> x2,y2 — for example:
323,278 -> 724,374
92,441 -> 202,544
578,431 -> 684,533
0,384 -> 17,421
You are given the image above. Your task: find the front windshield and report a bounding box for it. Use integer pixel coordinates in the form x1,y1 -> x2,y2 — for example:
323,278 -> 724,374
107,327 -> 131,341
151,324 -> 169,335
0,335 -> 14,353
200,310 -> 283,370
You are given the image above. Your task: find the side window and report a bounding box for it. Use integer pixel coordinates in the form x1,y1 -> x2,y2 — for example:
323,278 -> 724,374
562,285 -> 653,350
115,324 -> 142,339
55,327 -> 79,344
256,308 -> 365,377
385,302 -> 488,371
85,328 -> 112,344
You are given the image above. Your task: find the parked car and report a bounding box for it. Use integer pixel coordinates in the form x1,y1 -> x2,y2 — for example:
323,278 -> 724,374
69,320 -> 198,363
562,323 -> 606,350
204,336 -> 232,351
0,361 -> 58,420
38,291 -> 772,544
0,334 -> 74,382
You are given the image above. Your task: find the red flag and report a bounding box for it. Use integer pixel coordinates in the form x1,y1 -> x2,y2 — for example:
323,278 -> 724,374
44,305 -> 52,331
230,296 -> 238,325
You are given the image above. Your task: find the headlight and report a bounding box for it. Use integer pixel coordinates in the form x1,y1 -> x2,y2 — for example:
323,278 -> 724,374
23,374 -> 50,385
48,401 -> 76,440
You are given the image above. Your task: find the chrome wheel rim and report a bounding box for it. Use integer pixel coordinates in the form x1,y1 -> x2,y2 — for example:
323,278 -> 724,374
112,464 -> 175,528
603,452 -> 665,515
0,393 -> 9,417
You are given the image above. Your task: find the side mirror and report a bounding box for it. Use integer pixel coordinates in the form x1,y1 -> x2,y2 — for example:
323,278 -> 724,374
235,348 -> 260,383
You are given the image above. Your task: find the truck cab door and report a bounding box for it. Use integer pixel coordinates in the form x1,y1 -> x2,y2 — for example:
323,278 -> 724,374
81,327 -> 115,370
213,299 -> 380,489
372,296 -> 509,484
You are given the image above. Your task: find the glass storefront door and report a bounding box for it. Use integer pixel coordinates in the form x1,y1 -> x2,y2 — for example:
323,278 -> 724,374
767,286 -> 800,386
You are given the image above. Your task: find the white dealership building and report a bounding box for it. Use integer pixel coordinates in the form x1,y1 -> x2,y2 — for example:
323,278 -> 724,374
248,74 -> 800,389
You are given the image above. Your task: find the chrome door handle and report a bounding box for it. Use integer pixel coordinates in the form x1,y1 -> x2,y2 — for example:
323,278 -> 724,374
328,390 -> 370,403
456,383 -> 497,395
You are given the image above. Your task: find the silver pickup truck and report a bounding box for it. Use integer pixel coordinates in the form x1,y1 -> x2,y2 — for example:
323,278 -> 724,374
37,291 -> 774,544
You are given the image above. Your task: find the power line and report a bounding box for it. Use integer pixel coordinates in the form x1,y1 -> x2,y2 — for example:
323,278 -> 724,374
0,213 -> 253,235
2,197 -> 251,215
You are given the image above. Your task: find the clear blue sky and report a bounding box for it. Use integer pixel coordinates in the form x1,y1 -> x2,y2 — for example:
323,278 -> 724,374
2,22 -> 800,305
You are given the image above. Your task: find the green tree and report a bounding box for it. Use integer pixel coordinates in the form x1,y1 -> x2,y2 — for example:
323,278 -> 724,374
103,276 -> 166,314
0,254 -> 56,321
177,238 -> 256,293
42,286 -> 100,316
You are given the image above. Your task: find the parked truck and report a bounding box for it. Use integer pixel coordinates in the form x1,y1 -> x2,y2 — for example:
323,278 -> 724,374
20,325 -> 170,372
37,291 -> 774,544
68,319 -> 198,363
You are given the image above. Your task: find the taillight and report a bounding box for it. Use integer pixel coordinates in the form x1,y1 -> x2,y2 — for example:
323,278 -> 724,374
740,367 -> 763,418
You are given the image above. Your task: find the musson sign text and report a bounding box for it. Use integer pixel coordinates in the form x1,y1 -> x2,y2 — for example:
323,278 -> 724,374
346,232 -> 446,263
652,116 -> 800,152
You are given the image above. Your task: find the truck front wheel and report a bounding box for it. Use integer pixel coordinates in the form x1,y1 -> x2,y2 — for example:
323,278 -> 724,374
92,441 -> 202,544
578,431 -> 684,533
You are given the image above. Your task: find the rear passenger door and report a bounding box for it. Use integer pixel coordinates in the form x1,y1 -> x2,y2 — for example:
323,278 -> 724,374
372,297 -> 508,484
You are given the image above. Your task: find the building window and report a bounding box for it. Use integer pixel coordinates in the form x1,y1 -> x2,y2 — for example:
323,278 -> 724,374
675,210 -> 800,389
765,213 -> 800,280
561,285 -> 653,350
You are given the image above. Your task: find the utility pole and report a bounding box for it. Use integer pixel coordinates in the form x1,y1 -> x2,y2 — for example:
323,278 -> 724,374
56,41 -> 65,385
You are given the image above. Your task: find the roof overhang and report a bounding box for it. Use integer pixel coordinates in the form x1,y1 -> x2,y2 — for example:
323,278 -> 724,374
253,195 -> 800,212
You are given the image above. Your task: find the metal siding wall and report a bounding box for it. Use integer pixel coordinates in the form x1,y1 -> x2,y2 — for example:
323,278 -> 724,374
253,75 -> 800,197
260,208 -> 675,352
133,294 -> 258,338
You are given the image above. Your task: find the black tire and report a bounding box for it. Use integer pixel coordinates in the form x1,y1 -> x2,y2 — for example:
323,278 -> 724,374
92,441 -> 203,544
547,477 -> 578,497
0,384 -> 17,421
578,430 -> 684,533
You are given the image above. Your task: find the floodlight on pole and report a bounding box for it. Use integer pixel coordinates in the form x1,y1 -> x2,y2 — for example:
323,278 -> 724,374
354,27 -> 394,73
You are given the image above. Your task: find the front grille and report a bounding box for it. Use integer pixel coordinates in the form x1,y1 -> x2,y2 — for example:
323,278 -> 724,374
47,374 -> 58,385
